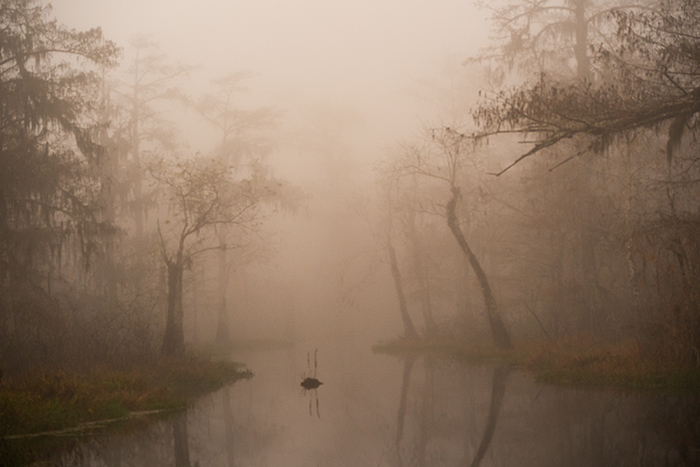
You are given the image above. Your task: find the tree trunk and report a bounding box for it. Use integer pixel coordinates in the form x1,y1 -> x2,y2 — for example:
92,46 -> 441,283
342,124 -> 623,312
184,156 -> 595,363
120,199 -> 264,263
580,231 -> 604,333
162,259 -> 185,356
446,187 -> 513,350
131,56 -> 144,239
388,240 -> 419,339
623,138 -> 639,298
215,241 -> 231,346
573,0 -> 591,81
97,83 -> 119,303
215,296 -> 231,346
408,208 -> 437,334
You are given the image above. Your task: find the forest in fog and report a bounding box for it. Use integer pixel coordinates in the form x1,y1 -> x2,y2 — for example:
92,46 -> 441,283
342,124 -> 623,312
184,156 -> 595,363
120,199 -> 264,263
1,0 -> 699,375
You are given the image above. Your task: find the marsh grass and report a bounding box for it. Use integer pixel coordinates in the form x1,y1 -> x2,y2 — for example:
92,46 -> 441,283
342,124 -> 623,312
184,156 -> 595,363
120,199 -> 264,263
5,359 -> 252,434
374,335 -> 700,393
0,355 -> 252,465
516,338 -> 700,392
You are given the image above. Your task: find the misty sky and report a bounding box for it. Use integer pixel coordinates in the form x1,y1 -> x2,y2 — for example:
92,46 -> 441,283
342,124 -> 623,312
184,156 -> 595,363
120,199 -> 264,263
51,0 -> 492,154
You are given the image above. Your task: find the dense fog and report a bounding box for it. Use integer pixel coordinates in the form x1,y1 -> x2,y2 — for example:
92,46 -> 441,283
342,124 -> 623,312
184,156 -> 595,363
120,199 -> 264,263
2,0 -> 700,372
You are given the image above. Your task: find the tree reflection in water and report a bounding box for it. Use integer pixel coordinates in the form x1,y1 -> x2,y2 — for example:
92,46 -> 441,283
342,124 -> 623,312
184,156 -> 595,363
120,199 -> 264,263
172,413 -> 191,467
388,357 -> 699,467
467,366 -> 510,467
43,351 -> 699,466
393,357 -> 415,467
303,384 -> 322,418
301,348 -> 323,418
391,358 -> 510,467
222,386 -> 236,466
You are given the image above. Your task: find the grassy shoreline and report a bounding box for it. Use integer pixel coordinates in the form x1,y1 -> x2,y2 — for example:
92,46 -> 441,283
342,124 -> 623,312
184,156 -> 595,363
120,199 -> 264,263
373,336 -> 700,394
0,355 -> 252,464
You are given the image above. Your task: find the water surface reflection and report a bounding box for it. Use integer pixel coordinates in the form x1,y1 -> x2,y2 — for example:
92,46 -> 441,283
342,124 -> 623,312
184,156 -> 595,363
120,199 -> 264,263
51,342 -> 699,466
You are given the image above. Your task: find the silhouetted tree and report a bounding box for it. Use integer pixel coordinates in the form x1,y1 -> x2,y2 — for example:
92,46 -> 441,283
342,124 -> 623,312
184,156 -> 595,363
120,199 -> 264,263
475,0 -> 646,81
188,72 -> 278,346
150,156 -> 281,356
0,0 -> 118,367
120,35 -> 189,238
396,129 -> 514,349
471,0 -> 700,360
473,0 -> 700,173
375,167 -> 420,339
387,239 -> 419,339
471,0 -> 651,336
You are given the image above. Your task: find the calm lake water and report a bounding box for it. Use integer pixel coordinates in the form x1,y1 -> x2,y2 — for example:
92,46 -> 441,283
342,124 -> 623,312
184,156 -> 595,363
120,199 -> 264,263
49,339 -> 700,466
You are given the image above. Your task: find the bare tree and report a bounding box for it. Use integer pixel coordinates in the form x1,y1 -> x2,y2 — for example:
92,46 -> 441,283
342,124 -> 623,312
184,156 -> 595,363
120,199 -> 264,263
184,72 -> 278,346
120,35 -> 190,237
398,130 -> 514,349
150,156 -> 278,356
469,0 -> 700,359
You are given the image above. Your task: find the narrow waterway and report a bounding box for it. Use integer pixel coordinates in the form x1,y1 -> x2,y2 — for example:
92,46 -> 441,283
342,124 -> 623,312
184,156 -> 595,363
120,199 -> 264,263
51,340 -> 700,466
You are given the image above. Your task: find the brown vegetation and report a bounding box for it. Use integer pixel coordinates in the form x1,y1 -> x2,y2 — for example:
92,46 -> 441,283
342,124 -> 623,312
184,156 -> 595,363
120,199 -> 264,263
0,357 -> 251,439
375,335 -> 700,393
